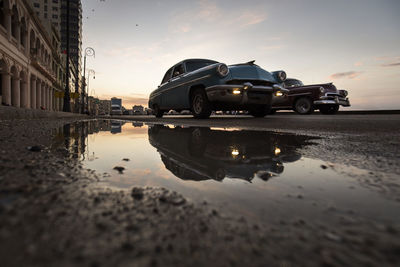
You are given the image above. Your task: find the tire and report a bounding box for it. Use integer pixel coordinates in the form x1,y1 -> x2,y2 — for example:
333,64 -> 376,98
153,104 -> 164,118
319,105 -> 339,115
249,105 -> 271,118
191,89 -> 212,119
294,97 -> 313,114
268,109 -> 277,115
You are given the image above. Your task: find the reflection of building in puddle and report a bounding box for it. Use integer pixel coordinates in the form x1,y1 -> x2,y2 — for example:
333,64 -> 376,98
52,120 -> 113,159
148,125 -> 317,182
111,120 -> 126,134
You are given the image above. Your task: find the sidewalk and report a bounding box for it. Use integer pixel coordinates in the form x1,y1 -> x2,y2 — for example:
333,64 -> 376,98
0,105 -> 88,120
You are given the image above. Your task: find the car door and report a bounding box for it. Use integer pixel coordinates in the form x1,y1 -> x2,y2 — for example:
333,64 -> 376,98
158,67 -> 173,109
163,63 -> 186,109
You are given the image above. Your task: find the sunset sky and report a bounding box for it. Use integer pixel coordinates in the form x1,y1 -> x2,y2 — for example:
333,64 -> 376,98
82,0 -> 400,110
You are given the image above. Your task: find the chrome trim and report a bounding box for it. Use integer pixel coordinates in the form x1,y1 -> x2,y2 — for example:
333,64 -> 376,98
217,63 -> 229,77
206,83 -> 288,104
314,98 -> 350,106
156,74 -> 212,95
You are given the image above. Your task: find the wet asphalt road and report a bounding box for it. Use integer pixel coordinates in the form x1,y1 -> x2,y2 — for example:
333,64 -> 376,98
0,115 -> 399,267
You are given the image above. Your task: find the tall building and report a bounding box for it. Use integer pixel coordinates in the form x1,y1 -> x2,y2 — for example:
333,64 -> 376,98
60,0 -> 82,76
60,0 -> 82,113
31,0 -> 61,34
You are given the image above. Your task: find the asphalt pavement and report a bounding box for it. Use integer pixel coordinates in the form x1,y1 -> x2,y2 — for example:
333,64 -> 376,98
0,114 -> 399,267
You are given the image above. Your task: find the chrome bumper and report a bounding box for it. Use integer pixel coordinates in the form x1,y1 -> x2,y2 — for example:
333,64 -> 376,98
314,96 -> 350,106
206,83 -> 288,104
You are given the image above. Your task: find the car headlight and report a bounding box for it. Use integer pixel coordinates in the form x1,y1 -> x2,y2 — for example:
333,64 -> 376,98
339,90 -> 348,96
217,63 -> 229,77
277,71 -> 287,82
319,87 -> 325,93
275,91 -> 283,97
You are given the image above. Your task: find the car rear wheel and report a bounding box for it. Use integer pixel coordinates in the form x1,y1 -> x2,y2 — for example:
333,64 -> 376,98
249,105 -> 271,117
153,104 -> 164,118
319,105 -> 339,115
294,97 -> 313,114
191,89 -> 212,119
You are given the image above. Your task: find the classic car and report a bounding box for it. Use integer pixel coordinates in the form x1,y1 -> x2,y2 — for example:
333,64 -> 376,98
148,59 -> 288,119
271,78 -> 350,114
148,125 -> 316,182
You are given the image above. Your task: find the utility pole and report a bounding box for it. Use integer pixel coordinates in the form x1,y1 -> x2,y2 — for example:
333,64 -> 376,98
63,0 -> 71,112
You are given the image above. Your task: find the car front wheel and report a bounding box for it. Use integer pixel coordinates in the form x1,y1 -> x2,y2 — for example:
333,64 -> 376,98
191,89 -> 212,119
294,97 -> 313,114
153,104 -> 164,118
319,105 -> 339,115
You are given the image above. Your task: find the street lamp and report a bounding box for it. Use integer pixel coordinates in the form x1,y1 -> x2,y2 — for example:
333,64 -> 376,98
86,69 -> 95,114
82,47 -> 95,113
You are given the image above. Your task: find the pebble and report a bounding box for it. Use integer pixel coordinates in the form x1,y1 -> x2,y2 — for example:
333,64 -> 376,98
122,158 -> 130,161
131,187 -> 144,200
113,166 -> 125,174
320,165 -> 328,169
27,146 -> 42,152
325,232 -> 342,242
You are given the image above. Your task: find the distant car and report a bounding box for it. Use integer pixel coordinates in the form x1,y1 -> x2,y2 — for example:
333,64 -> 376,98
271,78 -> 350,114
148,59 -> 288,119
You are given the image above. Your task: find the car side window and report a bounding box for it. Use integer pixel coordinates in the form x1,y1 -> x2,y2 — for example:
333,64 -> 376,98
172,64 -> 185,78
161,68 -> 173,84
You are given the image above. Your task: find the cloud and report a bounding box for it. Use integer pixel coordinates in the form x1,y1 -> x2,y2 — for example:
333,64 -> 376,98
237,11 -> 267,27
169,0 -> 267,34
329,71 -> 363,79
381,62 -> 400,67
259,45 -> 285,51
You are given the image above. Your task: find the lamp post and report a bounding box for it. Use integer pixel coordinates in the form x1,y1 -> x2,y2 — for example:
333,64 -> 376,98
82,47 -> 95,113
62,0 -> 71,112
86,69 -> 95,114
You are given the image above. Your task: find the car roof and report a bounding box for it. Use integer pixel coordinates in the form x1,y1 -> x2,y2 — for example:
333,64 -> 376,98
175,58 -> 219,66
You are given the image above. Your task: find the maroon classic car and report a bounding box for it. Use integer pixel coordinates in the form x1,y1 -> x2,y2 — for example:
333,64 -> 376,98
271,78 -> 350,114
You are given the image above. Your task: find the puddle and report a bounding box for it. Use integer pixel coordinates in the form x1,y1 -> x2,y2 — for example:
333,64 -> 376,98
53,120 -> 400,224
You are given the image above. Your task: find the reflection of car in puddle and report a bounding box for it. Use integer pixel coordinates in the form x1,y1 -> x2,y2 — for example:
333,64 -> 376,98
110,120 -> 125,134
148,125 -> 316,182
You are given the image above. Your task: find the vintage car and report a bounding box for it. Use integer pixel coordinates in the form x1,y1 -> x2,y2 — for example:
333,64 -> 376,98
148,125 -> 316,182
271,78 -> 350,114
148,59 -> 288,119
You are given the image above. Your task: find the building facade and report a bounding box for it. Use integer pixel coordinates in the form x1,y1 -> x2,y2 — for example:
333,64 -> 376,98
31,0 -> 83,112
30,0 -> 61,33
0,0 -> 65,110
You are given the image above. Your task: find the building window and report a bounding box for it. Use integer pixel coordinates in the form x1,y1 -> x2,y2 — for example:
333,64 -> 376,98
34,3 -> 40,8
52,14 -> 58,19
52,6 -> 58,11
44,13 -> 47,18
0,0 -> 5,27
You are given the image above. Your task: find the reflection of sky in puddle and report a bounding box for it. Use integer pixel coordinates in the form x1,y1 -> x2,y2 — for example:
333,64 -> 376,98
61,120 -> 400,224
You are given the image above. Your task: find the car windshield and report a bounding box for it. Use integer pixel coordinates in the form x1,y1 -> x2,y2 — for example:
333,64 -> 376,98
185,60 -> 218,72
112,107 -> 120,110
284,79 -> 304,87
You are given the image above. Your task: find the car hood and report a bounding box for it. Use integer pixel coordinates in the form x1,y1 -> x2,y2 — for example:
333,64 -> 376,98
228,64 -> 278,83
289,83 -> 337,92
